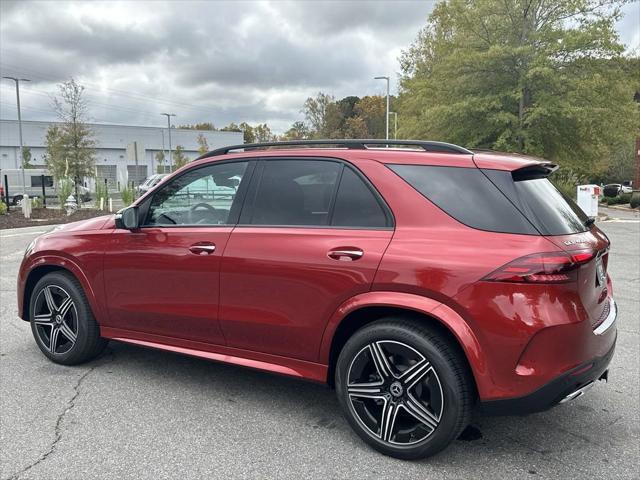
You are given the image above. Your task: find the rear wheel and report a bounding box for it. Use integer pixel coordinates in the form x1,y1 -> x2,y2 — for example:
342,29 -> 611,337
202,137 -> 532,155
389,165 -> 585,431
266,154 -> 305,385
29,272 -> 107,365
335,318 -> 473,459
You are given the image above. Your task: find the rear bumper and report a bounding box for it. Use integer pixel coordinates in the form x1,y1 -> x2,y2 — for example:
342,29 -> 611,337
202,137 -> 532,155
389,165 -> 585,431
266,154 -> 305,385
480,335 -> 616,415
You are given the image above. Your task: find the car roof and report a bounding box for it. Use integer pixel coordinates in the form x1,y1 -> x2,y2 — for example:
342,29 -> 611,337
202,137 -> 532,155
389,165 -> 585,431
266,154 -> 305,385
186,146 -> 551,172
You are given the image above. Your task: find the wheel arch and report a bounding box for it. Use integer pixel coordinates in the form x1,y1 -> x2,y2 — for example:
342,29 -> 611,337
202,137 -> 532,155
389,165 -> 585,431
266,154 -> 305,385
320,292 -> 489,398
21,257 -> 102,324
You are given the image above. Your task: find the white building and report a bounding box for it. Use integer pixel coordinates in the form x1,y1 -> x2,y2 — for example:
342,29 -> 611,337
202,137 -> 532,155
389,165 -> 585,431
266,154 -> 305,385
0,119 -> 243,190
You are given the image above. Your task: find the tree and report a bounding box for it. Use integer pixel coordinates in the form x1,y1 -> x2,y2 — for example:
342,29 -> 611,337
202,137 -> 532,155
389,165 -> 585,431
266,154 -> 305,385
196,134 -> 209,155
303,92 -> 335,137
22,147 -> 35,168
155,151 -> 166,174
281,121 -> 310,140
398,0 -> 638,177
172,145 -> 189,169
44,126 -> 67,180
354,96 -> 386,139
46,78 -> 97,198
179,122 -> 216,130
253,124 -> 276,143
221,122 -> 256,143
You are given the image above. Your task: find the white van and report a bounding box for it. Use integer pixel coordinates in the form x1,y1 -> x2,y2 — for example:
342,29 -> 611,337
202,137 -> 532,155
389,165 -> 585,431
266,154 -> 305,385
0,168 -> 91,205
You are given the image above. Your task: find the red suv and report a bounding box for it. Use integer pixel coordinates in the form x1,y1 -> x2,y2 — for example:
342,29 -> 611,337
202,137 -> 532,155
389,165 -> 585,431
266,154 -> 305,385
17,140 -> 616,459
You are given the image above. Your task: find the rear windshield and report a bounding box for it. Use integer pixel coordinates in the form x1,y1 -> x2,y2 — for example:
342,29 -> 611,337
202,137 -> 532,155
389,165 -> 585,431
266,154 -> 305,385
483,169 -> 589,235
388,165 -> 538,234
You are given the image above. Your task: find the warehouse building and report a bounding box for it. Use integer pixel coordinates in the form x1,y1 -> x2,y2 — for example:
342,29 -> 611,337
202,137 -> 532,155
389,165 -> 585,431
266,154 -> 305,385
0,119 -> 243,190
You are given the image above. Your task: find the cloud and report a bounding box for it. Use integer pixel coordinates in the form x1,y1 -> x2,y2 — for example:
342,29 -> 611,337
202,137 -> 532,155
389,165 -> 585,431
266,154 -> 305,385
0,0 -> 636,134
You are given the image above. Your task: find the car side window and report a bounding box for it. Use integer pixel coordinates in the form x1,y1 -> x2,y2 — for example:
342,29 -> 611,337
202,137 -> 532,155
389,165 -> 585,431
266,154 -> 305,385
248,160 -> 341,226
331,167 -> 389,228
144,161 -> 248,226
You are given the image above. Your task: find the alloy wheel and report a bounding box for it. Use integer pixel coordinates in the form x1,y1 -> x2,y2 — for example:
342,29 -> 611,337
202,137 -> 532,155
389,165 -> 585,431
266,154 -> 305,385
346,340 -> 444,446
32,285 -> 78,355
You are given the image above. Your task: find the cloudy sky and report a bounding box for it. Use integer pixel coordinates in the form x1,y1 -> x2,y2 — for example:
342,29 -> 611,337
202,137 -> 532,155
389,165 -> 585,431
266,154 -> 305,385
0,0 -> 638,134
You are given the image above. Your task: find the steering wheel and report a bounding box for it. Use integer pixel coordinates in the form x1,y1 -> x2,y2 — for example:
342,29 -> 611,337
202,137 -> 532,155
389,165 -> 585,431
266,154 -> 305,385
189,202 -> 217,223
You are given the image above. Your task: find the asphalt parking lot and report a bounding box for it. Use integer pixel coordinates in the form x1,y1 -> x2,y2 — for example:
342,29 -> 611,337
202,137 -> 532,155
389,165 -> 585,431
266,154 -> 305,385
1,206 -> 638,480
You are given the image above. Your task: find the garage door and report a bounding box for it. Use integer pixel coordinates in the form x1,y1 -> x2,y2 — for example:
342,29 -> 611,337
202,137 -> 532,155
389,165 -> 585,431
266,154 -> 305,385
127,165 -> 148,187
96,165 -> 117,190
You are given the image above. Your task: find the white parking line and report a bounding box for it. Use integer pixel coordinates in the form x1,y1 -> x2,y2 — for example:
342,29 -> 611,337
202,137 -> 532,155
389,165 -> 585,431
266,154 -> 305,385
0,230 -> 48,238
602,219 -> 640,223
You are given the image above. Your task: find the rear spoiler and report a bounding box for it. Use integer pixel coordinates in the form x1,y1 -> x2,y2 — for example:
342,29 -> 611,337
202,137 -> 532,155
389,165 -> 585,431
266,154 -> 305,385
511,163 -> 559,181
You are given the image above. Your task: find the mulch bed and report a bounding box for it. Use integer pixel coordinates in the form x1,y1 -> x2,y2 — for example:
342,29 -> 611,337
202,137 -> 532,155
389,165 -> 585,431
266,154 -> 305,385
0,208 -> 110,230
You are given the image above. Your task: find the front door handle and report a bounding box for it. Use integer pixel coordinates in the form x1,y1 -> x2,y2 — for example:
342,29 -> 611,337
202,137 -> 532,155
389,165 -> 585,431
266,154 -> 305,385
189,243 -> 216,255
328,248 -> 364,261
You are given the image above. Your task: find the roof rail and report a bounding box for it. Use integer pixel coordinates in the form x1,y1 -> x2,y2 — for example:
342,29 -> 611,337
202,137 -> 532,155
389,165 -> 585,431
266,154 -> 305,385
197,139 -> 472,160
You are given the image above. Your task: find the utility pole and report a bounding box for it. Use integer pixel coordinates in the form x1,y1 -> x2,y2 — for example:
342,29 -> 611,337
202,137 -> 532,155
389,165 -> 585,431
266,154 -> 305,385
161,113 -> 176,171
374,76 -> 390,140
635,137 -> 639,192
161,129 -> 166,173
3,76 -> 30,197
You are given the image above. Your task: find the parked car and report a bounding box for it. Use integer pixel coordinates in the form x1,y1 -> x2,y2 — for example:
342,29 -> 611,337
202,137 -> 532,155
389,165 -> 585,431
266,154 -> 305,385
17,140 -> 616,460
135,173 -> 167,195
603,183 -> 632,198
0,168 -> 91,204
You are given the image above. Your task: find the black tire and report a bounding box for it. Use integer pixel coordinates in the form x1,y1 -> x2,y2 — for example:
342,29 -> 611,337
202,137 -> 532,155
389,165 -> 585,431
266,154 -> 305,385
12,194 -> 23,206
335,318 -> 473,460
29,271 -> 107,365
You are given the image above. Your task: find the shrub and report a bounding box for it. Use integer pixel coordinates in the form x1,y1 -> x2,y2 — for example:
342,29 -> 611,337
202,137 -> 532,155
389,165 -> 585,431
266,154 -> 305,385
121,186 -> 135,207
31,196 -> 43,209
95,182 -> 109,210
551,169 -> 585,201
631,192 -> 640,209
603,193 -> 632,205
0,201 -> 7,215
618,193 -> 632,204
57,177 -> 74,206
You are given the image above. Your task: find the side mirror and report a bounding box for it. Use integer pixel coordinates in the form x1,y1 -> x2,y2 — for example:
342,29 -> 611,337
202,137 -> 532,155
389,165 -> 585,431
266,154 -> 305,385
116,206 -> 139,230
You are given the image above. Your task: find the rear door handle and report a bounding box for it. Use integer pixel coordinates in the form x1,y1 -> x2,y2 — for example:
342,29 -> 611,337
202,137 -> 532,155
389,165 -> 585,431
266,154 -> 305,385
328,248 -> 364,261
189,243 -> 216,255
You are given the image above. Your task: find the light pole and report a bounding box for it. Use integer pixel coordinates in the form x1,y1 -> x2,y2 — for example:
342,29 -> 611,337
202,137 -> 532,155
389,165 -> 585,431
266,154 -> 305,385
374,76 -> 390,140
390,111 -> 398,140
161,113 -> 176,171
3,76 -> 30,196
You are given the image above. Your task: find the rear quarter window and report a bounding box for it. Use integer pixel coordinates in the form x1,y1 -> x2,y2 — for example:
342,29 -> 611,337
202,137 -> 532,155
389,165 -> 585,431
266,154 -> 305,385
483,169 -> 589,235
388,164 -> 538,235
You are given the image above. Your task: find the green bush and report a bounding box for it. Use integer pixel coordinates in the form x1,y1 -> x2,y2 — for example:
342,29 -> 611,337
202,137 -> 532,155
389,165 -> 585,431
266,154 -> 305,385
550,169 -> 585,201
0,201 -> 7,215
631,192 -> 640,209
603,193 -> 632,205
57,177 -> 74,206
121,186 -> 135,207
618,193 -> 632,204
31,196 -> 43,209
95,182 -> 109,210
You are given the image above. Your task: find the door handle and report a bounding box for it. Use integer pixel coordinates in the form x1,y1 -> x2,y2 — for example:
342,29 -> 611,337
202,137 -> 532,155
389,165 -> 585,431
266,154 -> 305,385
328,248 -> 364,261
189,243 -> 216,255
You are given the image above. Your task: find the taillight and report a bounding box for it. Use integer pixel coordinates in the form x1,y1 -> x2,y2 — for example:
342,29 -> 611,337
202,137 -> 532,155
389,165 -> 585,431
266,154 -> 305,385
483,250 -> 595,284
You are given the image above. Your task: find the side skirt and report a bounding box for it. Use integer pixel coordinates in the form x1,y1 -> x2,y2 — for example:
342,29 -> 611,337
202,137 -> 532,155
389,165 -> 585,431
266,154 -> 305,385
100,327 -> 328,383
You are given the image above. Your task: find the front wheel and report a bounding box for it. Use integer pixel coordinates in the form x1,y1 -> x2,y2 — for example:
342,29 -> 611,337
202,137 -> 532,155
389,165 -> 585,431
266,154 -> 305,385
29,272 -> 107,365
335,318 -> 473,459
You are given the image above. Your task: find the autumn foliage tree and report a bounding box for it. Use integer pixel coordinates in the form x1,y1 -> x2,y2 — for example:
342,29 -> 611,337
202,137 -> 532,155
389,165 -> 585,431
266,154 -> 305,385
398,0 -> 638,178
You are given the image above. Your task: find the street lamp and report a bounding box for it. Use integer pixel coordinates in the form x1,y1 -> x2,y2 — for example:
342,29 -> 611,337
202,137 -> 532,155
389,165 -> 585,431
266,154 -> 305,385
3,76 -> 31,196
161,113 -> 176,171
389,111 -> 398,140
374,76 -> 390,140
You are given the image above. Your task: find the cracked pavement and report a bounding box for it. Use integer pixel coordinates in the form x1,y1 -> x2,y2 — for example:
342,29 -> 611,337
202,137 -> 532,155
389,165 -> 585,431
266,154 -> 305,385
1,207 -> 638,480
